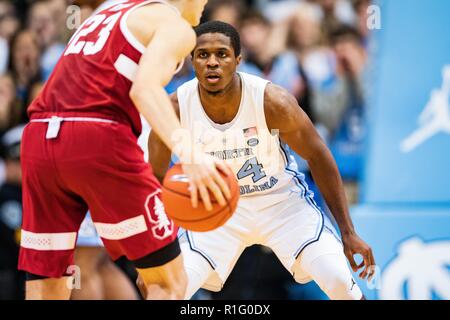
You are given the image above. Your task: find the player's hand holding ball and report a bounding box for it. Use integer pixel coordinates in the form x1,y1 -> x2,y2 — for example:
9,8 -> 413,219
162,151 -> 239,232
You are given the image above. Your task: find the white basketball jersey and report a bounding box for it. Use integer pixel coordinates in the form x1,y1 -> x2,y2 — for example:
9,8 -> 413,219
177,72 -> 312,209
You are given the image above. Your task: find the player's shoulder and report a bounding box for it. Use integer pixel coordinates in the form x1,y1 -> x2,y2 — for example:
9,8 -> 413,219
239,71 -> 269,88
264,82 -> 296,108
263,83 -> 299,129
237,72 -> 291,105
127,1 -> 189,43
131,1 -> 180,20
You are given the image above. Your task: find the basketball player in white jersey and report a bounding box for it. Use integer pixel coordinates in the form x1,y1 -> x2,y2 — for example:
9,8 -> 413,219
149,21 -> 376,300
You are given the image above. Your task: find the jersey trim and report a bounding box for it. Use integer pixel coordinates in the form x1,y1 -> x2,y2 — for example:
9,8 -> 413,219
294,214 -> 325,259
21,230 -> 77,251
93,0 -> 128,14
94,215 -> 148,240
186,231 -> 217,270
114,53 -> 138,81
278,139 -> 325,257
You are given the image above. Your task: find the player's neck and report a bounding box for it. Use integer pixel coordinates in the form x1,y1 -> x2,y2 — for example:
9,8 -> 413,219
198,74 -> 242,125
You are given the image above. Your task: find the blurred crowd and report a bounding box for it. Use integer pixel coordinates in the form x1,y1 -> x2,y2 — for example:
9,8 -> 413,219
0,0 -> 372,300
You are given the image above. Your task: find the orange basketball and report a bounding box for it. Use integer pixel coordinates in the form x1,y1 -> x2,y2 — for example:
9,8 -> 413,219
161,164 -> 240,232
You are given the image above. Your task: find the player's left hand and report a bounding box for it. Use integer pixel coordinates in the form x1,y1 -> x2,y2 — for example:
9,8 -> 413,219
342,233 -> 376,280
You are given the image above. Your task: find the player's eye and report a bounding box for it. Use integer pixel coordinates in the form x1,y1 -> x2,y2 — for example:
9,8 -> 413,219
198,52 -> 208,59
218,52 -> 227,58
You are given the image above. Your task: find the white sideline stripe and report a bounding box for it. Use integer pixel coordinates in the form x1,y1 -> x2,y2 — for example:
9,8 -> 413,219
21,230 -> 77,251
114,54 -> 138,82
94,215 -> 148,240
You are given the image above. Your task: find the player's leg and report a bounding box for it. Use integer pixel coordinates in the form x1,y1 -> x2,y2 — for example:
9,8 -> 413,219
177,207 -> 249,300
71,213 -> 106,300
100,256 -> 139,300
26,276 -> 73,300
85,181 -> 186,300
179,234 -> 216,299
72,213 -> 139,300
263,194 -> 363,300
293,229 -> 363,300
73,122 -> 187,299
135,252 -> 187,299
19,123 -> 88,300
70,247 -> 106,300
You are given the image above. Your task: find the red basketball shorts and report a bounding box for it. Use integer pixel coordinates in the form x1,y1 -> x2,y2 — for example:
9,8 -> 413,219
19,116 -> 178,277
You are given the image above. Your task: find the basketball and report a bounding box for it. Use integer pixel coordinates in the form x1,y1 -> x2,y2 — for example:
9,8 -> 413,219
161,164 -> 240,232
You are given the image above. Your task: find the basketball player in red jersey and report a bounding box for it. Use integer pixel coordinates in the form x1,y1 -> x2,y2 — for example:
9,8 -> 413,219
19,0 -> 232,300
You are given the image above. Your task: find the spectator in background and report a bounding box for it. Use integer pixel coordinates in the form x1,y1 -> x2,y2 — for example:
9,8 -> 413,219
315,0 -> 356,38
28,0 -> 66,80
351,0 -> 371,45
48,0 -> 71,43
8,30 -> 42,122
0,1 -> 20,41
258,0 -> 303,22
0,1 -> 21,75
317,25 -> 367,203
205,0 -> 246,28
239,11 -> 303,99
0,74 -> 21,135
0,124 -> 25,300
287,2 -> 328,121
314,25 -> 366,138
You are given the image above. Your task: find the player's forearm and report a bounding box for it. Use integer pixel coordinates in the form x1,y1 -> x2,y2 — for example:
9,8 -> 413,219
148,133 -> 172,183
307,147 -> 356,236
131,85 -> 182,157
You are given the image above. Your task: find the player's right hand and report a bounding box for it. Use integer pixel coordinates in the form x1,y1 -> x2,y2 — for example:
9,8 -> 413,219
181,152 -> 232,211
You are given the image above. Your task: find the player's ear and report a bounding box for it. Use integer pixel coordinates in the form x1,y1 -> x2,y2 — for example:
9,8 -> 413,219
236,54 -> 242,66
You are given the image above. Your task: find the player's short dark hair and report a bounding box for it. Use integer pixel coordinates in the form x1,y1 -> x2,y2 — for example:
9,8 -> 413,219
194,21 -> 241,57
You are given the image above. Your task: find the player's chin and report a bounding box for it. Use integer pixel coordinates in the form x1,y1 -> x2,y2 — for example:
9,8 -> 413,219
204,85 -> 224,94
201,81 -> 223,93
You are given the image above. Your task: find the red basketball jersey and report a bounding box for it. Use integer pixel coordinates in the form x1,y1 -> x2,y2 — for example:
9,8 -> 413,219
29,0 -> 169,137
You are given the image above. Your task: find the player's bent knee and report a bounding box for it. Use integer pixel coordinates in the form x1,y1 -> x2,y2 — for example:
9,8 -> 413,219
303,254 -> 363,300
322,273 -> 359,300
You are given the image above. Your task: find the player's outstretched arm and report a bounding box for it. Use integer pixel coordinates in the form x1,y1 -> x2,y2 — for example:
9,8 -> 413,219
128,6 -> 231,211
264,83 -> 376,280
128,5 -> 195,152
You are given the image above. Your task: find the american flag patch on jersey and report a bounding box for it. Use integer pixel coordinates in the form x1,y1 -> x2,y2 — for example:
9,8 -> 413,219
243,126 -> 258,137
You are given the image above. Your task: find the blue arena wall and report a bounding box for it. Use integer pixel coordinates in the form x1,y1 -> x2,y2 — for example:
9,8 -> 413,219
351,0 -> 450,300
